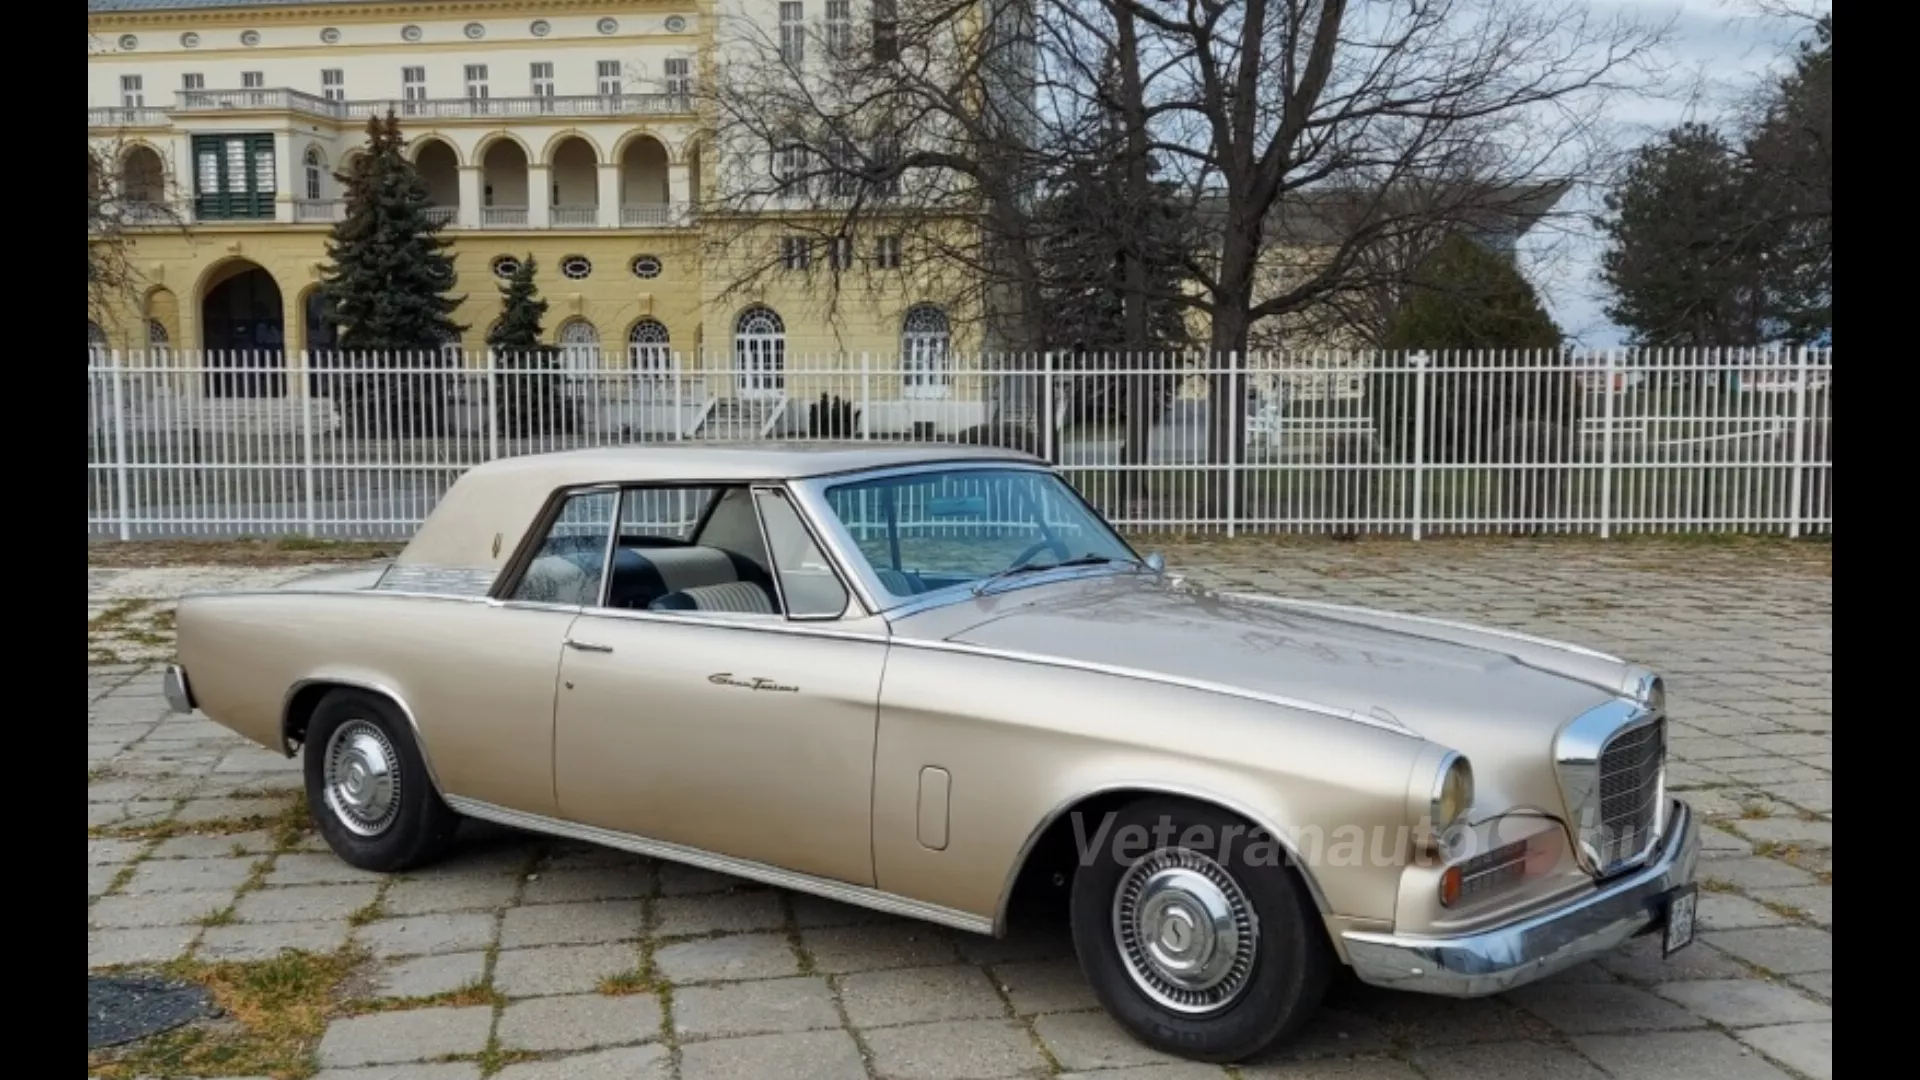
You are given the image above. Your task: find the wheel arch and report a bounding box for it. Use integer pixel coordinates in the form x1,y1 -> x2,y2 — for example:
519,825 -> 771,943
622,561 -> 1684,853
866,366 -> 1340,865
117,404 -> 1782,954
993,783 -> 1335,936
281,677 -> 445,795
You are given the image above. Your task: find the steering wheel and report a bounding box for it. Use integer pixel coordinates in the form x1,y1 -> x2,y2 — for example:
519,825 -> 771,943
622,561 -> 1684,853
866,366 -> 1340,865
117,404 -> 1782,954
1010,535 -> 1072,569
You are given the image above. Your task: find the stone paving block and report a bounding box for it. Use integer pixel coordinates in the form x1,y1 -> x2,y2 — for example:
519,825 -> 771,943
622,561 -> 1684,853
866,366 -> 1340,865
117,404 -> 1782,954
862,1019 -> 1049,1080
519,865 -> 650,904
198,919 -> 350,961
88,926 -> 197,968
673,975 -> 843,1040
1737,1021 -> 1831,1080
1697,827 -> 1756,857
954,921 -> 1077,965
122,856 -> 256,894
313,1066 -> 481,1080
236,882 -> 381,924
1737,817 -> 1833,849
1598,937 -> 1755,984
495,992 -> 662,1052
87,837 -> 147,865
1412,1042 -> 1608,1080
1260,1005 -> 1395,1060
382,873 -> 522,915
1697,857 -> 1818,891
679,1029 -> 867,1080
215,745 -> 297,773
1751,883 -> 1830,925
317,1005 -> 495,1067
1764,779 -> 1833,813
89,889 -> 234,928
653,932 -> 801,984
1697,893 -> 1792,932
1237,1062 -> 1422,1079
1575,1030 -> 1794,1080
1788,971 -> 1832,998
791,892 -> 894,928
87,864 -> 122,898
1505,981 -> 1703,1034
359,912 -> 498,958
1036,1011 -> 1185,1071
653,891 -> 787,937
174,796 -> 290,824
492,943 -> 640,997
657,861 -> 748,896
839,964 -> 1007,1028
1701,927 -> 1832,975
499,899 -> 646,947
1059,1066 -> 1232,1080
267,852 -> 387,886
993,958 -> 1100,1015
1653,979 -> 1832,1027
1346,991 -> 1554,1047
494,1045 -> 672,1080
369,951 -> 489,999
802,922 -> 963,973
149,829 -> 278,860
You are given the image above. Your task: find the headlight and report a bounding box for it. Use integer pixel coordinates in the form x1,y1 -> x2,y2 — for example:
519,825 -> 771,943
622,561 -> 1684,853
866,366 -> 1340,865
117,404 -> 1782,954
1431,753 -> 1474,833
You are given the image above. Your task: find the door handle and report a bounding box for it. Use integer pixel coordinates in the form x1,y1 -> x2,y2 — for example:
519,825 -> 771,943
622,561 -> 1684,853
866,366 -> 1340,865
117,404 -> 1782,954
564,639 -> 613,653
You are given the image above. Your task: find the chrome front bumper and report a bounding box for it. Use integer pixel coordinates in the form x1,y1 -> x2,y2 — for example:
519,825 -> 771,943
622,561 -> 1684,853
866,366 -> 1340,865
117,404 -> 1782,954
1342,798 -> 1700,997
162,664 -> 196,714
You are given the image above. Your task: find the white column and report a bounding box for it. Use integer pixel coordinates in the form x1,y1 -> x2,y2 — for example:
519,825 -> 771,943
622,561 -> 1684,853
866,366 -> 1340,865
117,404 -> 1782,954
667,163 -> 690,222
528,164 -> 552,228
597,163 -> 621,228
457,166 -> 483,228
273,132 -> 297,222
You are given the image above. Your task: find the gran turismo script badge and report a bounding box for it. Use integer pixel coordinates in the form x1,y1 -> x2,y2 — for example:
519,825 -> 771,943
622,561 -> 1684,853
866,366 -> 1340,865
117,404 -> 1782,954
707,673 -> 799,693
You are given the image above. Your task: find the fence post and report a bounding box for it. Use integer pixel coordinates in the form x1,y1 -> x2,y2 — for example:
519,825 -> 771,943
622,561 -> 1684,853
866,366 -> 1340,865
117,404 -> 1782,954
1786,346 -> 1808,538
672,350 -> 684,441
1041,352 -> 1056,463
1226,355 -> 1240,537
1598,348 -> 1615,539
485,348 -> 500,461
1409,351 -> 1429,541
109,349 -> 131,541
301,350 -> 317,537
860,352 -> 872,440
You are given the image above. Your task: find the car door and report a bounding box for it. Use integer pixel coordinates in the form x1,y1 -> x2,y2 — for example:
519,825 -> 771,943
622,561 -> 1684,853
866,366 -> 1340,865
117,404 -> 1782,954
552,484 -> 888,887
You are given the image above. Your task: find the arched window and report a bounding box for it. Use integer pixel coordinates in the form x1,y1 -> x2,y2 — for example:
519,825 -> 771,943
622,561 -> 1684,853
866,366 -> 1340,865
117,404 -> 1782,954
147,319 -> 170,357
557,319 -> 601,371
438,328 -> 464,367
901,304 -> 952,397
303,145 -> 326,201
733,306 -> 785,397
87,321 -> 108,358
627,319 -> 671,374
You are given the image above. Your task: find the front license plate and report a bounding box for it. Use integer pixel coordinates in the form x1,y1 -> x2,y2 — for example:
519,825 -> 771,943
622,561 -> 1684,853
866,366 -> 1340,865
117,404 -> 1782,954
1662,884 -> 1697,956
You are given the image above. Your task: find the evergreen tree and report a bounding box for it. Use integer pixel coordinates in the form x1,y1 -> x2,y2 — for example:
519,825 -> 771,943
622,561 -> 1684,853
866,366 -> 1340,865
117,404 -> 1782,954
1383,233 -> 1563,351
485,256 -> 573,438
319,111 -> 465,433
321,111 -> 464,351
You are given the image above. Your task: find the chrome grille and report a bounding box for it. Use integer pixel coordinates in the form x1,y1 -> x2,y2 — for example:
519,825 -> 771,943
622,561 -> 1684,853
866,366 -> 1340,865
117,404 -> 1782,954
1593,718 -> 1665,872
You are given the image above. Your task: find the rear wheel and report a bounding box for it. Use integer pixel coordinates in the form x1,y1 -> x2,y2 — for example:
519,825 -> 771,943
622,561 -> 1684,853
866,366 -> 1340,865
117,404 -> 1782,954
1069,797 -> 1333,1062
302,689 -> 460,873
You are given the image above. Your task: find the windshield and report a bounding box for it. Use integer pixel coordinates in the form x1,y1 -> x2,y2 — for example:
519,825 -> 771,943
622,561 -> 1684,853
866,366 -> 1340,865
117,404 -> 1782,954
820,467 -> 1139,601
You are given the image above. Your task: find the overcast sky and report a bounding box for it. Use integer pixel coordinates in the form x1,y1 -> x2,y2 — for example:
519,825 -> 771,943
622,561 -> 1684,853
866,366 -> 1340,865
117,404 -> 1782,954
1523,0 -> 1829,347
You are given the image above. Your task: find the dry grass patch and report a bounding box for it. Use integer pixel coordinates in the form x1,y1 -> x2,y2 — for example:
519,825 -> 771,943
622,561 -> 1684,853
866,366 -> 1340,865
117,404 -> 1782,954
88,537 -> 400,569
87,948 -> 361,1080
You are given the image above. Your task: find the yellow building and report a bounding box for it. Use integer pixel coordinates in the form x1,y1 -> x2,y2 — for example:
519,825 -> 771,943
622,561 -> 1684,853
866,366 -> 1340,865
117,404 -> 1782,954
87,0 -> 982,431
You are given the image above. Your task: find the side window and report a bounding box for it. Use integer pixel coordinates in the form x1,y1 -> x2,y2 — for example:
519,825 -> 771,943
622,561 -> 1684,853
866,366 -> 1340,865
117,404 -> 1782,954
510,489 -> 616,605
755,489 -> 849,618
619,486 -> 715,542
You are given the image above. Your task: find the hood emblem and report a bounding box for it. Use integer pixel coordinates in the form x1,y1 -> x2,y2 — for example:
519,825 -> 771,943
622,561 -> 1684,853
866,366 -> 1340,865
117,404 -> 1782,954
708,673 -> 799,693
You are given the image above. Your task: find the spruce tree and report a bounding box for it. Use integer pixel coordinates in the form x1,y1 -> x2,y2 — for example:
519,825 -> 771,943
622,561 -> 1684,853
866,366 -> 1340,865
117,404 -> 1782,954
485,256 -> 572,438
321,111 -> 465,352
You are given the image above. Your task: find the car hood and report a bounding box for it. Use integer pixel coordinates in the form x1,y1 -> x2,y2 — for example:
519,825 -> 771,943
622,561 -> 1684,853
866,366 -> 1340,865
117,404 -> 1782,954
897,574 -> 1641,811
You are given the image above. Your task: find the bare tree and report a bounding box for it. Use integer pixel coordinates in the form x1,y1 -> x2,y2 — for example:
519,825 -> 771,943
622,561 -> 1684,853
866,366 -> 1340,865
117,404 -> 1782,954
88,133 -> 184,332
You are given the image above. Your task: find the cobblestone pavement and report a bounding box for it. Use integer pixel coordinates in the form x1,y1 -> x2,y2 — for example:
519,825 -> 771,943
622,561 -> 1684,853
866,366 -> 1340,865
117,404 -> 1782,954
88,540 -> 1832,1079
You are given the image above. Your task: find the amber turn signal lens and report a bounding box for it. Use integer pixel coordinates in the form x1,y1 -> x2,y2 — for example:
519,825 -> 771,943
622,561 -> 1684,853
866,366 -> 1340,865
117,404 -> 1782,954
1439,866 -> 1463,907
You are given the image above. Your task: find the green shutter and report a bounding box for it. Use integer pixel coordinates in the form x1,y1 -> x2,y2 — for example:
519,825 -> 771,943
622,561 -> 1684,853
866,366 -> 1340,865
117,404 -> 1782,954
191,134 -> 276,220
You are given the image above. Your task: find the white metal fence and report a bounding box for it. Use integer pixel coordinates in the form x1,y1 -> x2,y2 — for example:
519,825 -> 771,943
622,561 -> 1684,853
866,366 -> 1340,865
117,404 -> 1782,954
84,347 -> 1833,540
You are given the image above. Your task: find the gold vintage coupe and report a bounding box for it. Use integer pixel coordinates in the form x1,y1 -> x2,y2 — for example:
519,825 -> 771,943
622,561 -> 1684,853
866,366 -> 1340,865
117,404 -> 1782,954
166,444 -> 1699,1061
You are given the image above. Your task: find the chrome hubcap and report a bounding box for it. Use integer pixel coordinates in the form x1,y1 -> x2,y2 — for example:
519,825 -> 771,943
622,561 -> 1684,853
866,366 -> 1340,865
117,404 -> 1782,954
323,720 -> 400,837
1112,848 -> 1258,1014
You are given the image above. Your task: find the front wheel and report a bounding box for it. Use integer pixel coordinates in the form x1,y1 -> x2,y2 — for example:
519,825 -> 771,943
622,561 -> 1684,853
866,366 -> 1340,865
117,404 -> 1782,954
1069,798 -> 1332,1062
302,688 -> 460,873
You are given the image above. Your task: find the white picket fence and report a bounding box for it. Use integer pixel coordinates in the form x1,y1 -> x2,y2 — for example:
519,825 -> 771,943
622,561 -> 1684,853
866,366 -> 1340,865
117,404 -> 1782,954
84,347 -> 1833,540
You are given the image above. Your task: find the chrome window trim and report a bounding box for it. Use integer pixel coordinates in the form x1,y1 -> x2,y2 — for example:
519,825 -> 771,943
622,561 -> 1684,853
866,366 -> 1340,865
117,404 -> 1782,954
786,461 -> 1137,618
445,794 -> 994,936
756,483 -> 866,621
1552,695 -> 1666,877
